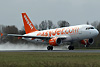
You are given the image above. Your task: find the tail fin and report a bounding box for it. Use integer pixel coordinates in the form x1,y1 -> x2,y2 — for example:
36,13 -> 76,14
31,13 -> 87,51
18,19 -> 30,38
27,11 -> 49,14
0,33 -> 3,37
22,13 -> 38,34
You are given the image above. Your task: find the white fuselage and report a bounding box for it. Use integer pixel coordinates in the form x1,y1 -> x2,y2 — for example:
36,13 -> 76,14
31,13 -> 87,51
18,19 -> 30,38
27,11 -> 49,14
23,24 -> 99,44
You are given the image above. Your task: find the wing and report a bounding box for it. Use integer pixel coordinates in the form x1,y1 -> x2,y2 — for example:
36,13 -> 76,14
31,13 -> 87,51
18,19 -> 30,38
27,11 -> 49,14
5,34 -> 51,39
0,33 -> 69,40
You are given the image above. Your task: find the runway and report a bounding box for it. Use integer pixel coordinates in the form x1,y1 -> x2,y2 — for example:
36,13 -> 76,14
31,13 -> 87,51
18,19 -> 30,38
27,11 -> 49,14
0,49 -> 100,53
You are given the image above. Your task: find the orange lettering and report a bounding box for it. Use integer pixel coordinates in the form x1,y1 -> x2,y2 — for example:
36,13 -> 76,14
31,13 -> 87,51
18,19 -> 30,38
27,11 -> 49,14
65,29 -> 68,34
70,28 -> 74,33
49,31 -> 51,36
41,32 -> 44,36
69,28 -> 73,33
69,28 -> 73,34
56,29 -> 61,35
75,29 -> 77,33
74,27 -> 79,33
44,31 -> 48,36
77,27 -> 79,32
72,28 -> 74,33
51,30 -> 56,36
61,28 -> 65,35
37,32 -> 41,36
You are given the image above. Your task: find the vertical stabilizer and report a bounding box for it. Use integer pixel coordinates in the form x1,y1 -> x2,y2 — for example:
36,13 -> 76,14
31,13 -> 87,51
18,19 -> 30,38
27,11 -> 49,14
22,13 -> 38,34
0,33 -> 3,37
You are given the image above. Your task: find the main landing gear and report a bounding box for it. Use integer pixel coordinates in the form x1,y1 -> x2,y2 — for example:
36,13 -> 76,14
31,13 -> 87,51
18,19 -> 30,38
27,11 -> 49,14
47,46 -> 53,50
47,45 -> 74,50
68,45 -> 74,50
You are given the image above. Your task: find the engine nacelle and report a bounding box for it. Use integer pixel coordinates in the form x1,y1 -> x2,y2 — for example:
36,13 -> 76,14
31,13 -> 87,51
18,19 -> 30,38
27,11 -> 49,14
81,38 -> 94,45
49,37 -> 62,46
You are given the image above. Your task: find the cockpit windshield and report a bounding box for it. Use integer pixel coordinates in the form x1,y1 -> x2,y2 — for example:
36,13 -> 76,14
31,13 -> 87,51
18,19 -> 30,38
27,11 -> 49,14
86,27 -> 95,30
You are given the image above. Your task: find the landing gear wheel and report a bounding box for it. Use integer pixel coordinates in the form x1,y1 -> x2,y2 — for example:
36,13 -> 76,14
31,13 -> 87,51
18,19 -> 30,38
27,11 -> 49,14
86,45 -> 89,47
68,45 -> 74,50
47,46 -> 53,50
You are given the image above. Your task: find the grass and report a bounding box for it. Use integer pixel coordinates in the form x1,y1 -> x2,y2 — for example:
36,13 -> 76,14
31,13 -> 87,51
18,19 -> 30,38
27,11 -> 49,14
0,52 -> 100,67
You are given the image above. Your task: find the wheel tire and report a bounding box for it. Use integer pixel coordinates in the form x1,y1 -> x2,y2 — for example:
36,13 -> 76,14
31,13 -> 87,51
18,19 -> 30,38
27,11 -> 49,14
50,46 -> 53,50
68,46 -> 72,50
71,46 -> 74,50
47,46 -> 50,50
68,46 -> 74,50
86,45 -> 89,47
47,46 -> 53,50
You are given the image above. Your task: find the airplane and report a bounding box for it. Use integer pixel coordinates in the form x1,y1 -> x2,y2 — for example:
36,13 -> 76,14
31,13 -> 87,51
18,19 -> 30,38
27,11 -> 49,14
0,13 -> 99,50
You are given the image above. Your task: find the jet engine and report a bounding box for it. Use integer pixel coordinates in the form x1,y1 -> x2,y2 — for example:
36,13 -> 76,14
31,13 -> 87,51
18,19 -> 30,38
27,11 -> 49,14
81,38 -> 94,46
49,37 -> 62,46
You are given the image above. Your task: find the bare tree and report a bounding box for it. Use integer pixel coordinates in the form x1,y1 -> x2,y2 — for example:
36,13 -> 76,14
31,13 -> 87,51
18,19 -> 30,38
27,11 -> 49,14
0,25 -> 4,43
86,21 -> 89,25
2,25 -> 19,43
3,25 -> 18,34
39,20 -> 47,30
91,21 -> 100,28
48,20 -> 53,29
52,25 -> 57,29
57,20 -> 70,28
34,24 -> 38,30
19,26 -> 26,35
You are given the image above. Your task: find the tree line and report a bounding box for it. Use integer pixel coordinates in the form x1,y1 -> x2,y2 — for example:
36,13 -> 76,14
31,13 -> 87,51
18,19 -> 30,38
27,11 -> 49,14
0,20 -> 100,48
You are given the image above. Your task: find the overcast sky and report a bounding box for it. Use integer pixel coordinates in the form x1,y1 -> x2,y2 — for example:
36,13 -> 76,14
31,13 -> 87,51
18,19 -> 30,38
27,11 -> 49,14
0,0 -> 100,29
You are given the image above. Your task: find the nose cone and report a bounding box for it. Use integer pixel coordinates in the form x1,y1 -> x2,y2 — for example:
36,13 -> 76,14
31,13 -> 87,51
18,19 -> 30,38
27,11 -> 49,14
91,29 -> 99,37
96,29 -> 99,35
94,29 -> 99,36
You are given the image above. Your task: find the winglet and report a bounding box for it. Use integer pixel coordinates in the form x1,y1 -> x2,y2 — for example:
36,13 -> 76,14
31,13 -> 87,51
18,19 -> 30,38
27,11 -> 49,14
22,13 -> 38,34
0,33 -> 3,37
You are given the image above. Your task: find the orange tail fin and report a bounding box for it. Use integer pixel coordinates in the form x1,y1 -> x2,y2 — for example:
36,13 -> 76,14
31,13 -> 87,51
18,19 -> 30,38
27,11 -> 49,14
22,13 -> 38,34
0,33 -> 3,37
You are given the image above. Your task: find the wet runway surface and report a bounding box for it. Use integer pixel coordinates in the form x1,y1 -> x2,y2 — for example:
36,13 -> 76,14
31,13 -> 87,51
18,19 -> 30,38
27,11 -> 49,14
0,49 -> 100,53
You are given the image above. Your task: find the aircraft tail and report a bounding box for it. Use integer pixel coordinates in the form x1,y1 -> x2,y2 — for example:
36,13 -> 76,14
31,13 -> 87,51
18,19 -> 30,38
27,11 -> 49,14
22,13 -> 38,34
0,33 -> 3,37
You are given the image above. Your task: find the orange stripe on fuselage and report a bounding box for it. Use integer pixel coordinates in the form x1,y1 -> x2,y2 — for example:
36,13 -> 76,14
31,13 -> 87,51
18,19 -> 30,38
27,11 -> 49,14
37,27 -> 79,36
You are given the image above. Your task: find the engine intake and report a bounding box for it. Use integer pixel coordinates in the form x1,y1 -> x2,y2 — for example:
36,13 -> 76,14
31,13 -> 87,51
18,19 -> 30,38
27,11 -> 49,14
88,38 -> 94,44
49,37 -> 62,46
81,38 -> 94,45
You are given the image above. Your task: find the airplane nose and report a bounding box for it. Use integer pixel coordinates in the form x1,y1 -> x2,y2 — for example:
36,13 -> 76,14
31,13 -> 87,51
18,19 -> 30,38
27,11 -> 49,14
97,30 -> 99,35
90,29 -> 99,38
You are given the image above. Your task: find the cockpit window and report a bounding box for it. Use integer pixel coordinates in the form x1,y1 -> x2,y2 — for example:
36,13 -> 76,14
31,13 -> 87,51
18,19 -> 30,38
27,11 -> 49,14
86,27 -> 95,30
